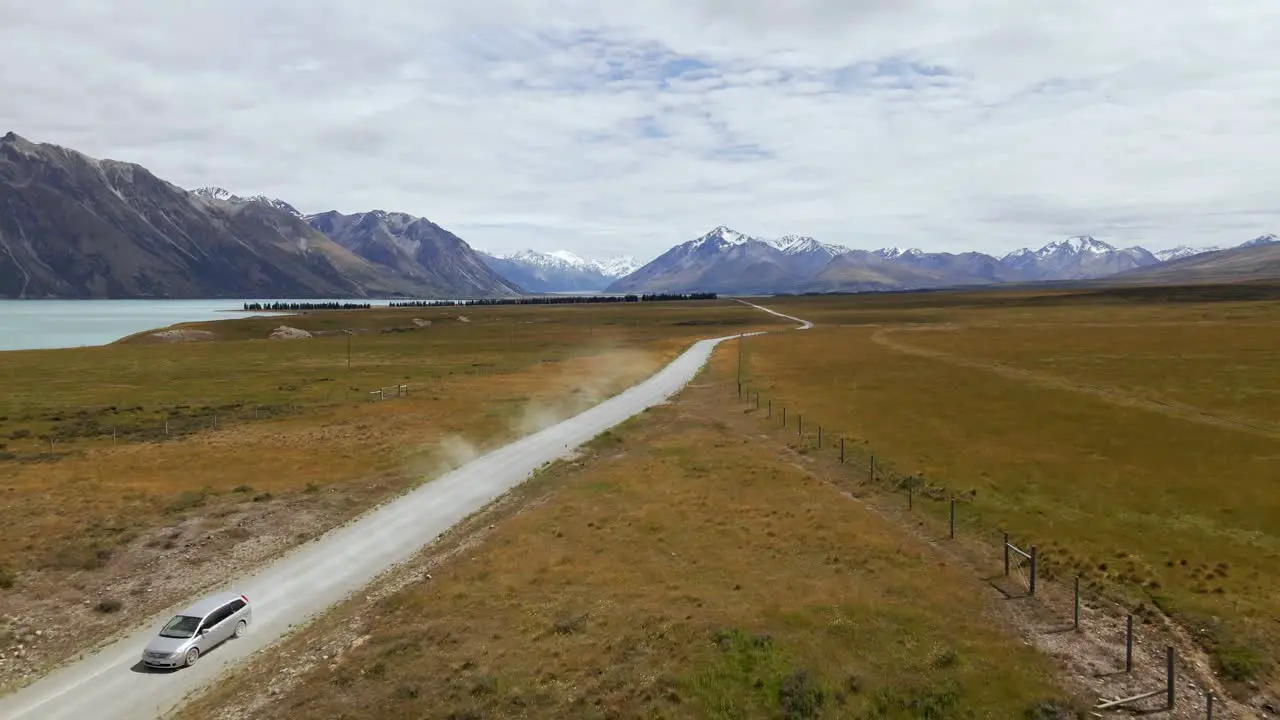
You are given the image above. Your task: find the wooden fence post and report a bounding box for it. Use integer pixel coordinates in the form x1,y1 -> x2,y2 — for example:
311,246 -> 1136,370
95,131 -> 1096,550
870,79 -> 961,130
949,499 -> 955,539
869,454 -> 875,482
1074,576 -> 1080,630
817,426 -> 822,448
782,407 -> 786,427
1126,615 -> 1134,672
1004,532 -> 1010,576
839,437 -> 845,464
768,399 -> 772,418
1166,646 -> 1175,709
798,414 -> 803,436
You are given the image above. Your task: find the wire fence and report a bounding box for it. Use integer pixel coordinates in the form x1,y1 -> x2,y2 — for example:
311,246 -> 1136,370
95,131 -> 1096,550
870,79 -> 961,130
735,378 -> 1222,717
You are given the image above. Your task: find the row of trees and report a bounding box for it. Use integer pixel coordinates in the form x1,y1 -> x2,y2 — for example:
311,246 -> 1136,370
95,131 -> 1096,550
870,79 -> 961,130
238,293 -> 720,312
242,301 -> 373,311
388,293 -> 718,308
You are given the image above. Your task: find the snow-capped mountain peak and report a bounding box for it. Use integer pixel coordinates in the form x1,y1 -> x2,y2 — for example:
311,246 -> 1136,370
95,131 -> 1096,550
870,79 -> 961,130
875,247 -> 925,259
1154,245 -> 1222,262
546,249 -> 589,267
1241,233 -> 1278,247
591,255 -> 640,278
770,234 -> 849,257
192,186 -> 302,217
690,225 -> 752,249
193,186 -> 236,202
1037,235 -> 1116,256
489,248 -> 640,280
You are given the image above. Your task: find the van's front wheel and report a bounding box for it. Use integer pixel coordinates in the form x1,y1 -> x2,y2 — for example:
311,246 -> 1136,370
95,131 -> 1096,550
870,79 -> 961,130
234,620 -> 247,639
184,648 -> 200,667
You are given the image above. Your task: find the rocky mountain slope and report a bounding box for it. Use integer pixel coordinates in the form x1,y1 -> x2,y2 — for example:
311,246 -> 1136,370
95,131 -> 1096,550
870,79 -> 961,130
607,227 -> 1275,294
1111,235 -> 1280,284
476,249 -> 640,293
0,132 -> 522,299
304,210 -> 522,298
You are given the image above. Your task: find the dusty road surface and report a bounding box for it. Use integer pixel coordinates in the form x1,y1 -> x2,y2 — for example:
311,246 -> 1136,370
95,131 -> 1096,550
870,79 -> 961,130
0,303 -> 810,720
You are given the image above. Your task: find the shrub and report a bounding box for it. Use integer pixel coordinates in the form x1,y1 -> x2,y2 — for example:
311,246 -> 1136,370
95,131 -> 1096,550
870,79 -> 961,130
1217,645 -> 1266,682
0,564 -> 15,589
95,598 -> 123,614
930,647 -> 960,669
778,669 -> 825,719
166,490 -> 207,513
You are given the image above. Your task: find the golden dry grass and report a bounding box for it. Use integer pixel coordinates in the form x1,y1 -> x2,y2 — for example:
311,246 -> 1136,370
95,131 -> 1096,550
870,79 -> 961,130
176,345 -> 1076,720
0,299 -> 784,691
736,288 -> 1280,701
0,300 -> 774,569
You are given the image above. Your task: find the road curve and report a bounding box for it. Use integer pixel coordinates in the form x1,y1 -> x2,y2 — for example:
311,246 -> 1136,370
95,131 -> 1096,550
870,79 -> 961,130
736,299 -> 814,329
0,302 -> 811,720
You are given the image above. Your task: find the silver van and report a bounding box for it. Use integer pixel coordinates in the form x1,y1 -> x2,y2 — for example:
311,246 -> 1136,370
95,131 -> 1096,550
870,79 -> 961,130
141,591 -> 252,668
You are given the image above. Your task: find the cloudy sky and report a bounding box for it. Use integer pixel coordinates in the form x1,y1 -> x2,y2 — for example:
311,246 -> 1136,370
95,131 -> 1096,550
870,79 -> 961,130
3,1 -> 1279,262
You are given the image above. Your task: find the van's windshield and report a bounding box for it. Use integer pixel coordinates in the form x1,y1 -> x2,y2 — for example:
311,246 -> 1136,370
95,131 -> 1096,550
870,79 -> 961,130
159,615 -> 202,639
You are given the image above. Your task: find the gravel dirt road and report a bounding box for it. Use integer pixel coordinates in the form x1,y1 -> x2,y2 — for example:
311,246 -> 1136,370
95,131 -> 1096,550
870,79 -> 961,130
0,302 -> 810,720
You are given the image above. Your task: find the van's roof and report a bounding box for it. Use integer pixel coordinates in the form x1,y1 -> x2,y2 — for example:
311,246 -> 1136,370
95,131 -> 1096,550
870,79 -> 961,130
177,591 -> 246,617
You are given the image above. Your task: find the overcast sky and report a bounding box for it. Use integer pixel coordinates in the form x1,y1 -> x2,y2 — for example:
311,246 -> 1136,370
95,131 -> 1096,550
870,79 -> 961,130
3,1 -> 1279,262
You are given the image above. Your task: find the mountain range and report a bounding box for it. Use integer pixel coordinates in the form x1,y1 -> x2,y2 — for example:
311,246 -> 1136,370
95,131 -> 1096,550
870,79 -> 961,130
2,131 -> 1276,299
0,132 -> 519,299
604,226 -> 1279,295
476,249 -> 640,293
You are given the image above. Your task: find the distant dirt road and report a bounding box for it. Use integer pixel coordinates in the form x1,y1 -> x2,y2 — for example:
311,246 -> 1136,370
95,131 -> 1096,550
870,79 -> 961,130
0,302 -> 811,720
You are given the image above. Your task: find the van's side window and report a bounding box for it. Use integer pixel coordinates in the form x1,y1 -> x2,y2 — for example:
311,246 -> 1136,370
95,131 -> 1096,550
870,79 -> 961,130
203,605 -> 230,629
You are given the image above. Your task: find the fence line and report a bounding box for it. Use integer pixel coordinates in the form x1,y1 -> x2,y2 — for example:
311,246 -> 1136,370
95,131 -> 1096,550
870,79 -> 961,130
735,379 -> 1218,717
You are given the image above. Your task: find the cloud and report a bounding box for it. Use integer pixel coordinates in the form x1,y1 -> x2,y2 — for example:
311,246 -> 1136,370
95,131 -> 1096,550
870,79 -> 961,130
3,0 -> 1280,259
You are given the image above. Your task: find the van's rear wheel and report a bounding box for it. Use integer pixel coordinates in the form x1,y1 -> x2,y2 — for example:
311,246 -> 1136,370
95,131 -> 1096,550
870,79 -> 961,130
184,648 -> 200,667
234,620 -> 247,638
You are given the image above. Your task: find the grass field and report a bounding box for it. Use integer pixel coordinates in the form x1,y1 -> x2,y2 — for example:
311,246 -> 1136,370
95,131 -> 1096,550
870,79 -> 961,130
176,344 -> 1078,720
0,298 -> 782,692
737,287 -> 1280,705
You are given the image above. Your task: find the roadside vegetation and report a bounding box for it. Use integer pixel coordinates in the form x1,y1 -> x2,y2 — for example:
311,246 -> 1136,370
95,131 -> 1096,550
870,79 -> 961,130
176,345 -> 1078,720
0,299 -> 782,694
750,285 -> 1280,706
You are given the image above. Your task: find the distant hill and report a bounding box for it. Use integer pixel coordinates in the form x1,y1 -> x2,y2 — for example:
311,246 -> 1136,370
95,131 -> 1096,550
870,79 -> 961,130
1109,235 -> 1280,284
0,131 -> 523,299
